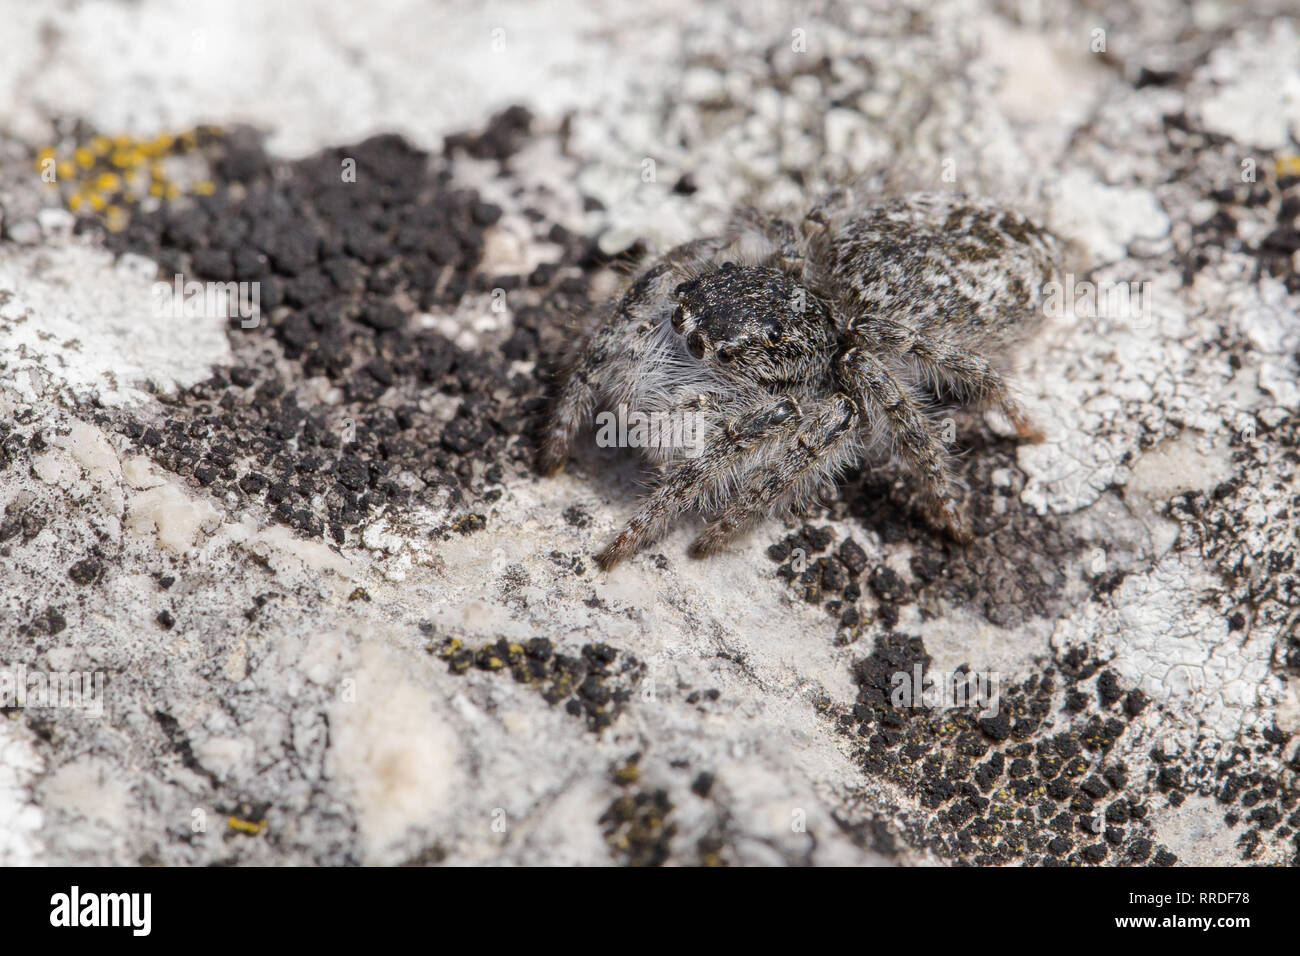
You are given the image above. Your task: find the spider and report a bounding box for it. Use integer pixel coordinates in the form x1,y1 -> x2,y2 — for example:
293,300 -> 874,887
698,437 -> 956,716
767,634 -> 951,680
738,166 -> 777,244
538,191 -> 1059,570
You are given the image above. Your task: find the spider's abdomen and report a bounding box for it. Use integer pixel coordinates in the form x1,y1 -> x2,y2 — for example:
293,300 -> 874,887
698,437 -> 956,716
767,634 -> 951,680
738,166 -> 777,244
817,193 -> 1059,345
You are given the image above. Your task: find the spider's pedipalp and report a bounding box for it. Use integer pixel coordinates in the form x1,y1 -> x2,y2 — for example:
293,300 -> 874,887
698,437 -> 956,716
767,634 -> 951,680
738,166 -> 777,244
594,395 -> 812,569
689,392 -> 859,558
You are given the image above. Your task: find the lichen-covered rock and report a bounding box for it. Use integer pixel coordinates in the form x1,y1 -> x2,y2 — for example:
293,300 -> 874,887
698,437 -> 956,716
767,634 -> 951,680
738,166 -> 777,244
0,0 -> 1296,866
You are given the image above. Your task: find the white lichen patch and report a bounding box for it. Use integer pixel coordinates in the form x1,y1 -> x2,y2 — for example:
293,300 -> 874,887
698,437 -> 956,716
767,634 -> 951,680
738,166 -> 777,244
1053,555 -> 1282,742
1194,18 -> 1300,151
1046,169 -> 1171,264
325,639 -> 463,863
0,722 -> 44,866
0,242 -> 231,406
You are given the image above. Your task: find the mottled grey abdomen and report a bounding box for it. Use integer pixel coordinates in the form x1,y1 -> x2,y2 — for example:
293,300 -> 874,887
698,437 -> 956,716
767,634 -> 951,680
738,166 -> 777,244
818,193 -> 1059,346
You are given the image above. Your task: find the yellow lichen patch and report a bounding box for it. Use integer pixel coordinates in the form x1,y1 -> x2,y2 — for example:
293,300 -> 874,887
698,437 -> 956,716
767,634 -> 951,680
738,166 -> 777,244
31,125 -> 228,228
1275,155 -> 1300,178
105,205 -> 128,233
227,816 -> 268,836
110,147 -> 140,169
449,513 -> 487,535
613,761 -> 641,785
147,133 -> 175,155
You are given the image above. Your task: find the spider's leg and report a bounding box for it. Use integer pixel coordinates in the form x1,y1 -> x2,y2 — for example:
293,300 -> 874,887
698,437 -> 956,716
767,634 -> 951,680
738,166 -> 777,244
728,208 -> 805,272
689,394 -> 859,558
539,304 -> 643,475
686,509 -> 755,558
838,346 -> 972,542
595,397 -> 803,569
801,187 -> 853,234
537,336 -> 601,475
848,317 -> 1044,442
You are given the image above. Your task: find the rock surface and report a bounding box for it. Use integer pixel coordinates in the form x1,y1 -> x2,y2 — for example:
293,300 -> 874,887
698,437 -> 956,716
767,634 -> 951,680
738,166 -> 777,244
0,0 -> 1297,866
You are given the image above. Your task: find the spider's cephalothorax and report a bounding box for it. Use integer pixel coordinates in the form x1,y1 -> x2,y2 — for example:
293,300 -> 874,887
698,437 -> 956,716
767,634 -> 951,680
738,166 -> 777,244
539,192 -> 1059,569
671,264 -> 837,391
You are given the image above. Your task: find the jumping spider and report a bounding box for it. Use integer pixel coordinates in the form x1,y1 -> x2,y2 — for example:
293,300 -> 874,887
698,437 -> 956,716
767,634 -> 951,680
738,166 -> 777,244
539,191 -> 1058,570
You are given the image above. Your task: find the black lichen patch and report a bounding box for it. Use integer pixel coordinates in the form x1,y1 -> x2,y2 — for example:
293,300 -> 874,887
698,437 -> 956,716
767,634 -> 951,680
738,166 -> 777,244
432,636 -> 642,732
1160,410 -> 1300,863
399,844 -> 448,866
768,525 -> 869,637
1168,411 -> 1299,647
825,632 -> 1184,866
17,605 -> 67,638
71,113 -> 602,544
153,709 -> 221,789
562,505 -> 591,528
67,556 -> 106,586
599,756 -> 676,867
1159,109 -> 1300,293
1154,734 -> 1300,864
844,433 -> 1079,628
547,550 -> 588,576
443,105 -> 536,163
767,430 -> 1080,632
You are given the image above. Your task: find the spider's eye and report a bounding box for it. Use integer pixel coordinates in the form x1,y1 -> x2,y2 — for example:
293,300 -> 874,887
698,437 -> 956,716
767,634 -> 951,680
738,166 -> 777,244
671,306 -> 686,332
716,346 -> 734,364
686,331 -> 706,360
